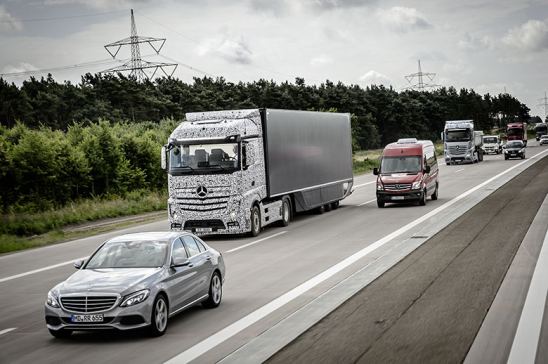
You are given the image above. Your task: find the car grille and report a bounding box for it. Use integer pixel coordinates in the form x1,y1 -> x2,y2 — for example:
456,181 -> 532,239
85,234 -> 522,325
60,296 -> 118,313
175,186 -> 230,212
384,183 -> 412,191
448,146 -> 466,155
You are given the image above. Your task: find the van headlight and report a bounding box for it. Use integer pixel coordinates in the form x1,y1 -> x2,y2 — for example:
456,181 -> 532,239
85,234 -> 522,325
412,181 -> 421,190
377,183 -> 384,191
120,289 -> 150,307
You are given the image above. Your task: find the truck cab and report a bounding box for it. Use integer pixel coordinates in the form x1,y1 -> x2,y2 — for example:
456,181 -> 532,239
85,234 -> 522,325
482,135 -> 502,154
442,120 -> 483,164
506,122 -> 527,146
373,139 -> 439,208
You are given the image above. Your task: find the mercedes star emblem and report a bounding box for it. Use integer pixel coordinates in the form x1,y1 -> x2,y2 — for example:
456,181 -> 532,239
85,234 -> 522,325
196,185 -> 208,197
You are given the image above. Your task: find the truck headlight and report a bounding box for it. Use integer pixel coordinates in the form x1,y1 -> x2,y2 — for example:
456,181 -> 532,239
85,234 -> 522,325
46,291 -> 60,308
377,183 -> 384,191
412,181 -> 421,190
230,211 -> 237,220
120,289 -> 150,307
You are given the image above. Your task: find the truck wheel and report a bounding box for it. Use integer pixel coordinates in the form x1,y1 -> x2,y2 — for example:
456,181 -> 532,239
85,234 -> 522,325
331,201 -> 340,210
419,189 -> 427,206
324,203 -> 332,212
316,205 -> 325,214
279,199 -> 290,227
431,183 -> 438,200
377,199 -> 385,208
250,205 -> 261,237
479,151 -> 483,162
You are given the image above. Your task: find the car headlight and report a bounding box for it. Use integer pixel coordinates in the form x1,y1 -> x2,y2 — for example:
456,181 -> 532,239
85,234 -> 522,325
46,291 -> 60,308
120,289 -> 150,307
412,181 -> 422,190
377,183 -> 384,191
520,148 -> 525,153
504,150 -> 508,154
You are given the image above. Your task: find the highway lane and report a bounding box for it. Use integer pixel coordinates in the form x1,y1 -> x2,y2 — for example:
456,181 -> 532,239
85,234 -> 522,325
0,143 -> 546,364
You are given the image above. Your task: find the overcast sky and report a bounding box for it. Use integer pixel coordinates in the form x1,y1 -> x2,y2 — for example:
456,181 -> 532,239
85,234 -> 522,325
1,0 -> 547,117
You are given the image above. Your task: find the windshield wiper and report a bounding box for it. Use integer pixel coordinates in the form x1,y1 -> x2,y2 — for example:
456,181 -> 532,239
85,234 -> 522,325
176,165 -> 195,171
209,164 -> 228,172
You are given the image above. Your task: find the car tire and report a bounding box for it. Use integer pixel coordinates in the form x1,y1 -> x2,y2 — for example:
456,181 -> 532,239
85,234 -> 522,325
279,198 -> 290,227
419,189 -> 427,206
250,205 -> 261,237
202,272 -> 222,309
149,295 -> 168,337
431,183 -> 438,200
49,329 -> 72,339
377,199 -> 385,208
505,156 -> 509,160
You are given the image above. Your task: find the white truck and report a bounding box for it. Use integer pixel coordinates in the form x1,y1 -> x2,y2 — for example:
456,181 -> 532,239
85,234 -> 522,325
482,135 -> 502,154
161,109 -> 354,236
442,120 -> 484,165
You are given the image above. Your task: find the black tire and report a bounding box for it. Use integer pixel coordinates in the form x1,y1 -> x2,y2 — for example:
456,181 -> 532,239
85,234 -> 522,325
431,183 -> 438,200
316,205 -> 325,214
202,272 -> 222,309
324,203 -> 332,212
331,201 -> 340,210
49,329 -> 72,339
419,189 -> 427,206
377,199 -> 385,208
478,151 -> 483,162
279,198 -> 290,227
505,156 -> 509,160
522,155 -> 525,159
149,295 -> 169,337
250,205 -> 261,237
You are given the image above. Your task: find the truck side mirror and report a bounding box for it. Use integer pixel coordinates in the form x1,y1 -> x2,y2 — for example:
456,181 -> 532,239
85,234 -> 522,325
373,168 -> 379,175
161,145 -> 167,170
425,165 -> 431,174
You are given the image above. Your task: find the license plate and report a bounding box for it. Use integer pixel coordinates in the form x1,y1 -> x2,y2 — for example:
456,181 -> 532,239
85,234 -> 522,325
391,196 -> 405,200
71,314 -> 104,323
195,228 -> 212,233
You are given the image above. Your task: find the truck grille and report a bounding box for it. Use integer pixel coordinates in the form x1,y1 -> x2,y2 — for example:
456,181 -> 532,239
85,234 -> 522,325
175,186 -> 230,212
384,183 -> 412,191
448,146 -> 466,155
60,296 -> 118,313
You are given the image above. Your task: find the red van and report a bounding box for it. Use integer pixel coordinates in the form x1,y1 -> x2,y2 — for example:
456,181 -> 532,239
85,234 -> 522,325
373,138 -> 439,208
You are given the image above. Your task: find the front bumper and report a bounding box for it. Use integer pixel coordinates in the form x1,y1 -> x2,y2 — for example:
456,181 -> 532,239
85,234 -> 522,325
505,151 -> 524,159
45,298 -> 154,332
377,190 -> 423,202
445,155 -> 474,164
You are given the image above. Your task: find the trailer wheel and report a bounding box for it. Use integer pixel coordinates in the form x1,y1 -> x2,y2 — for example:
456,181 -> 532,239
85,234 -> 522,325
279,198 -> 290,227
324,203 -> 332,212
316,205 -> 325,214
250,205 -> 261,237
331,201 -> 340,210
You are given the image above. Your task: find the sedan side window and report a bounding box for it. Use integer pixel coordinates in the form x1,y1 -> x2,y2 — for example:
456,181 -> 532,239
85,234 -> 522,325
182,236 -> 201,257
194,238 -> 207,252
172,238 -> 188,262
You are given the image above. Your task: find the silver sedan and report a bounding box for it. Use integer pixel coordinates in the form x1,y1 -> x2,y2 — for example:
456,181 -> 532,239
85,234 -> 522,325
45,231 -> 225,338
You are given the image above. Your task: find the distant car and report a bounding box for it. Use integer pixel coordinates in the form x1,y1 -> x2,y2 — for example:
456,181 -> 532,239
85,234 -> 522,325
540,135 -> 548,146
45,232 -> 225,338
503,140 -> 526,160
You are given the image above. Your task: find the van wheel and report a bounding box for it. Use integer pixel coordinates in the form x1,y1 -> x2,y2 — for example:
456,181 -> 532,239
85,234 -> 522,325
377,199 -> 385,208
279,198 -> 290,227
419,189 -> 427,206
250,205 -> 261,237
431,183 -> 438,200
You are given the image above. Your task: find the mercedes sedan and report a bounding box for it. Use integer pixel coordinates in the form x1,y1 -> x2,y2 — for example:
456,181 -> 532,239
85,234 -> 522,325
45,231 -> 225,338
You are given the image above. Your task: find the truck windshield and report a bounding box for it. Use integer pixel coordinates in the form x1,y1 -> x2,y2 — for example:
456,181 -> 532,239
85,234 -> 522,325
381,156 -> 421,174
483,137 -> 498,144
507,128 -> 523,136
169,142 -> 239,174
445,129 -> 471,142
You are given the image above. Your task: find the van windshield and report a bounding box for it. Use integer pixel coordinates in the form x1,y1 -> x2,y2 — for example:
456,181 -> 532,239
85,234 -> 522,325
381,156 -> 421,174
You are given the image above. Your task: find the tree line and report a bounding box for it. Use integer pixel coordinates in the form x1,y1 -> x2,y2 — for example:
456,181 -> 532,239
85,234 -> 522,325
0,73 -> 531,212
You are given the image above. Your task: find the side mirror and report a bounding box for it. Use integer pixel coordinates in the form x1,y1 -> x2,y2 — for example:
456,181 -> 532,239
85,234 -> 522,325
373,167 -> 379,175
171,256 -> 190,268
73,259 -> 84,269
424,165 -> 431,174
161,145 -> 167,170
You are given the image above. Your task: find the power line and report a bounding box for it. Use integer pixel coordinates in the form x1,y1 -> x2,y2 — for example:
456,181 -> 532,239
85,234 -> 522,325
0,9 -> 126,23
403,60 -> 440,90
0,58 -> 123,78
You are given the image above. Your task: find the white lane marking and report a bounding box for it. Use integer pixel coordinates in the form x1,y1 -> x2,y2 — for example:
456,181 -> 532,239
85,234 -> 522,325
225,231 -> 287,254
507,223 -> 548,363
0,257 -> 87,284
359,199 -> 377,206
454,168 -> 465,173
0,328 -> 16,336
165,148 -> 548,364
354,181 -> 375,188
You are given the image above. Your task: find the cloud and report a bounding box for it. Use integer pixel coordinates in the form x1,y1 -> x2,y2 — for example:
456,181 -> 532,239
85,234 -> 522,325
1,62 -> 38,75
502,19 -> 548,52
43,0 -> 152,10
310,0 -> 378,10
310,55 -> 332,67
197,35 -> 253,65
378,6 -> 432,33
359,70 -> 392,86
458,32 -> 494,50
0,5 -> 22,32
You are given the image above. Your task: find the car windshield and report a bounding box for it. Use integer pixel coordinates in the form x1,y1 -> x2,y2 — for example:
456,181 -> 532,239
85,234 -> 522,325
381,156 -> 421,174
506,142 -> 523,148
169,142 -> 239,175
483,137 -> 498,144
445,129 -> 471,142
86,240 -> 168,268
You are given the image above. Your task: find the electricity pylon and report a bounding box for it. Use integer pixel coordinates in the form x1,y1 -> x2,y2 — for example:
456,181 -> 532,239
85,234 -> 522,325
404,60 -> 439,90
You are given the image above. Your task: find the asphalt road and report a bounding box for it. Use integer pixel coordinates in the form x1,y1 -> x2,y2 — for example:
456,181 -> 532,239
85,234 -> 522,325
1,143 -> 547,364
